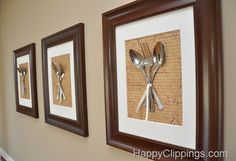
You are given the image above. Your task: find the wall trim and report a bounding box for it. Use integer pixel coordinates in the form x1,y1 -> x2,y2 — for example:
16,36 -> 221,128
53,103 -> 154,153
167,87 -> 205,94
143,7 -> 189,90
0,148 -> 15,161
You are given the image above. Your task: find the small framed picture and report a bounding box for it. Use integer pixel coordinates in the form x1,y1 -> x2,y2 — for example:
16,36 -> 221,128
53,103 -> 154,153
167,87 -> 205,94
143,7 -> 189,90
13,43 -> 39,118
102,0 -> 223,160
42,23 -> 88,136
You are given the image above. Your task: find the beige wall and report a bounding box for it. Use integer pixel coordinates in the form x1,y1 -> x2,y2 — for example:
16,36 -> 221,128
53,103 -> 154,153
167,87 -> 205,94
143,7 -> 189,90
0,64 -> 3,147
0,0 -> 235,161
222,0 -> 236,160
0,27 -> 4,147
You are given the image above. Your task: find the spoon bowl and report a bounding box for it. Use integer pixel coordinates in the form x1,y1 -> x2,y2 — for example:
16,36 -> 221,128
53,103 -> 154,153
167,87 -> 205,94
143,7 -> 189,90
153,42 -> 165,67
129,49 -> 144,67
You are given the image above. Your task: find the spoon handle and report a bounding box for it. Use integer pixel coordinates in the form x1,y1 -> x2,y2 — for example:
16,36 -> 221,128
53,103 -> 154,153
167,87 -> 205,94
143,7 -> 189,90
145,84 -> 152,121
22,82 -> 26,96
149,90 -> 155,112
139,68 -> 149,82
136,91 -> 146,113
151,87 -> 164,110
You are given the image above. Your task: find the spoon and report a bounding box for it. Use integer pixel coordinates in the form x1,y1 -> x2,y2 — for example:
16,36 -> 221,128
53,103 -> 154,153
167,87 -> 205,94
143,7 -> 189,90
143,57 -> 153,81
150,42 -> 165,110
129,49 -> 148,81
52,62 -> 66,102
17,67 -> 27,96
150,42 -> 165,81
129,49 -> 143,68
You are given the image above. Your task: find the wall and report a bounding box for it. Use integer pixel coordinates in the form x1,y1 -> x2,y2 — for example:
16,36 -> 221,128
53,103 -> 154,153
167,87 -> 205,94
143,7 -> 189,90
0,0 -> 235,161
0,0 -> 147,161
222,0 -> 236,160
0,25 -> 5,147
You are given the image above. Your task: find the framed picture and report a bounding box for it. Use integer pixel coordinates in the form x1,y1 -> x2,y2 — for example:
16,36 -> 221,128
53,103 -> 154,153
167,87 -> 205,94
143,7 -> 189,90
42,23 -> 88,137
103,0 -> 223,160
13,43 -> 39,118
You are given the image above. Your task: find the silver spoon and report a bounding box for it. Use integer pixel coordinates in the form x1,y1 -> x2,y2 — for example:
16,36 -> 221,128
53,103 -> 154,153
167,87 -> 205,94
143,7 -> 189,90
151,42 -> 165,80
129,49 -> 148,81
52,62 -> 66,102
150,42 -> 165,110
17,67 -> 27,96
143,57 -> 154,113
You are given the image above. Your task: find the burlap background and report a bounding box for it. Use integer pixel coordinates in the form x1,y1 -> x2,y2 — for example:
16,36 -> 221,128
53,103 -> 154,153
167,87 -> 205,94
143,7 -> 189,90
51,53 -> 72,107
125,30 -> 182,126
19,63 -> 30,99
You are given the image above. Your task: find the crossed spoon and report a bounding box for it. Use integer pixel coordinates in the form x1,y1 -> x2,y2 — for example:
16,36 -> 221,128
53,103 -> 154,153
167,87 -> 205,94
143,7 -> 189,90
52,62 -> 66,103
129,41 -> 165,121
17,67 -> 27,96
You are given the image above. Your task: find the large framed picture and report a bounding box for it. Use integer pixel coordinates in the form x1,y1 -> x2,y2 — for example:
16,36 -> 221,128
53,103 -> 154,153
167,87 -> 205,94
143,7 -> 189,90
102,0 -> 223,160
42,23 -> 88,137
13,43 -> 39,118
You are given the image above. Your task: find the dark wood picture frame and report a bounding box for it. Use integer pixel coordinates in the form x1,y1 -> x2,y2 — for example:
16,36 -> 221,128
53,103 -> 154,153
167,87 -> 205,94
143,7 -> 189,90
13,43 -> 39,118
42,23 -> 88,137
102,0 -> 223,161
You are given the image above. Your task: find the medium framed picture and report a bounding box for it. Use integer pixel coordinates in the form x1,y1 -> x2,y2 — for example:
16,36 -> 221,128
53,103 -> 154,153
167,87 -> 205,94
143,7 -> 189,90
13,43 -> 39,118
42,23 -> 88,137
103,0 -> 223,160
